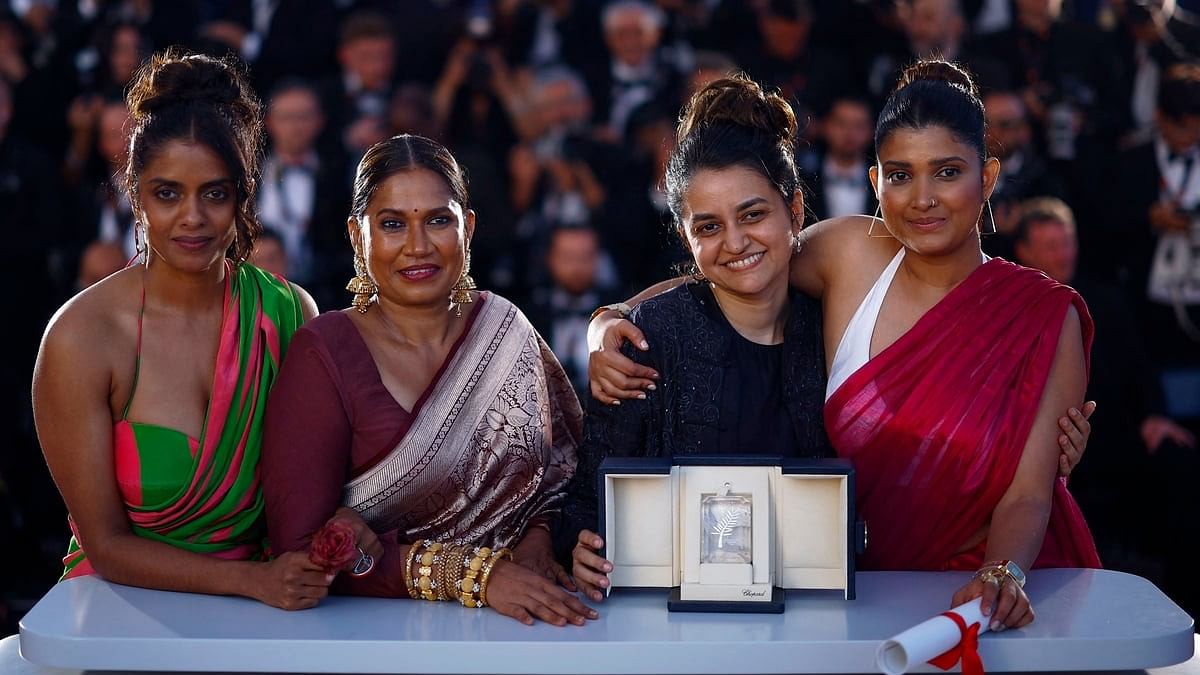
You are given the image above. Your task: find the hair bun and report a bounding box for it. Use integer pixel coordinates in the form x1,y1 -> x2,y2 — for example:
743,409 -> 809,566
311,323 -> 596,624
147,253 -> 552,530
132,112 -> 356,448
896,59 -> 979,98
678,74 -> 797,150
127,51 -> 255,124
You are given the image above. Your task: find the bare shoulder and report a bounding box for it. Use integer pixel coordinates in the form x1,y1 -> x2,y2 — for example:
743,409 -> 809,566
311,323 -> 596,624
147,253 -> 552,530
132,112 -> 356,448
803,216 -> 899,259
288,281 -> 319,321
40,268 -> 139,367
801,215 -> 902,280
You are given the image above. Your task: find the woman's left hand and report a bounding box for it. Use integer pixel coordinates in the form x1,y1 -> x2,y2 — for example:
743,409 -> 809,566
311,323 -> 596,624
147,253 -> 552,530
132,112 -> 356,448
951,572 -> 1034,632
1057,401 -> 1096,478
324,507 -> 384,564
513,526 -> 576,591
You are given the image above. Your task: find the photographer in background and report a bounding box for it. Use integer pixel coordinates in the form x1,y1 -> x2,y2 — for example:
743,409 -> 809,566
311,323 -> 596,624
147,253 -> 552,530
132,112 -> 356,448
1108,64 -> 1200,393
1015,193 -> 1200,626
317,11 -> 395,164
525,226 -> 614,400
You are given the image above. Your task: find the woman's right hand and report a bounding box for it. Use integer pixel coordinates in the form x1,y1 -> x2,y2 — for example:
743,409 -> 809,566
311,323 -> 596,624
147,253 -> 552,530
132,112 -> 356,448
571,529 -> 613,603
587,313 -> 657,404
485,559 -> 598,626
252,551 -> 334,611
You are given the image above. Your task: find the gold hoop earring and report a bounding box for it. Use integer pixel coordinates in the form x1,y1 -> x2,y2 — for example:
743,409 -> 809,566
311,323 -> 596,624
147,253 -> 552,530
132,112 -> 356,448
867,203 -> 891,238
346,252 -> 378,314
981,200 -> 997,236
450,246 -> 477,316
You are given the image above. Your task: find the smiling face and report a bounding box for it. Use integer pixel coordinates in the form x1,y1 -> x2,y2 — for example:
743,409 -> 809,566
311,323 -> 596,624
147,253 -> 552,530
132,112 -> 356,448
870,126 -> 999,258
350,168 -> 475,311
679,166 -> 800,302
136,139 -> 237,273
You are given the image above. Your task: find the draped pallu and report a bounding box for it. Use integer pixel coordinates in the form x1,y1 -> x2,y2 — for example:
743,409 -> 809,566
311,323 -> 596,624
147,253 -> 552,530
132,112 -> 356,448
63,264 -> 303,579
342,294 -> 580,550
824,259 -> 1101,571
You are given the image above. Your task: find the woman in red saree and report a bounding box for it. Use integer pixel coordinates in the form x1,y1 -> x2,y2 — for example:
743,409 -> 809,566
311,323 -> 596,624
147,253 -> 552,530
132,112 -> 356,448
30,52 -> 364,610
794,60 -> 1100,630
585,61 -> 1098,631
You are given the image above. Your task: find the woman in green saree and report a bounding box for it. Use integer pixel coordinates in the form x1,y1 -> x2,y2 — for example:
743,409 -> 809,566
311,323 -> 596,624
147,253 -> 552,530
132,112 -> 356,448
32,51 -> 364,610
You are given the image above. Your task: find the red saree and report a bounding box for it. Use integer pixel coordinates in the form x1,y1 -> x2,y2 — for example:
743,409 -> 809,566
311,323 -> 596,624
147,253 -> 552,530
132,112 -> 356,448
824,258 -> 1101,571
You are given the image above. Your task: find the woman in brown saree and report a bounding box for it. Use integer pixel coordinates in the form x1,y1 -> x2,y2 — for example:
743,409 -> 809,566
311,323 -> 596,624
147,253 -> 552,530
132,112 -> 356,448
261,135 -> 592,626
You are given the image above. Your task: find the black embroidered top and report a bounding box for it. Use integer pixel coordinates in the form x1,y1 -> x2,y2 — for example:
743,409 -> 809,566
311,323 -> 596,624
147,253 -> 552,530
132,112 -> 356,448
558,281 -> 832,552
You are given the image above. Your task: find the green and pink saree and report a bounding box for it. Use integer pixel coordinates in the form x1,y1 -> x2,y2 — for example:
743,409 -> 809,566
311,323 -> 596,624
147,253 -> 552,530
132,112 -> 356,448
62,263 -> 303,579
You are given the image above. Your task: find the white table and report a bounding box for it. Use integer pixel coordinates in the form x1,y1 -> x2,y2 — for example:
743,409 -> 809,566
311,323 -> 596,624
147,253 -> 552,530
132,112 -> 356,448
7,570 -> 1196,674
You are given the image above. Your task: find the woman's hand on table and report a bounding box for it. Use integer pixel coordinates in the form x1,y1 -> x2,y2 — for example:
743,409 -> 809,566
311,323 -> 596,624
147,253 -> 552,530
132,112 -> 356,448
571,529 -> 613,603
325,506 -> 384,565
951,572 -> 1033,632
253,551 -> 334,610
513,525 -> 575,591
587,313 -> 657,405
485,559 -> 598,627
1057,401 -> 1096,478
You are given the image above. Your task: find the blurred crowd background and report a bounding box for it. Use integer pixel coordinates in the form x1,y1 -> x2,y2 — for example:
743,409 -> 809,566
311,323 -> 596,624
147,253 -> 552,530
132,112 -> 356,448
1,0 -> 1198,635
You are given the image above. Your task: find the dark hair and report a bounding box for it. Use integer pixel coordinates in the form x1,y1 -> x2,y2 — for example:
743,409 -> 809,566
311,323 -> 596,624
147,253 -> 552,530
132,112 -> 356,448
1157,63 -> 1200,121
665,75 -> 801,226
124,49 -> 263,263
339,10 -> 393,47
1013,196 -> 1076,244
349,134 -> 469,220
875,59 -> 986,161
267,77 -> 320,105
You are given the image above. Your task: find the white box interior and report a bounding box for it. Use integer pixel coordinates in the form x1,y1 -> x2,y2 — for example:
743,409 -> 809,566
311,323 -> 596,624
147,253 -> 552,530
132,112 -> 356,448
605,473 -> 677,588
604,467 -> 850,592
774,474 -> 848,590
680,466 -> 771,587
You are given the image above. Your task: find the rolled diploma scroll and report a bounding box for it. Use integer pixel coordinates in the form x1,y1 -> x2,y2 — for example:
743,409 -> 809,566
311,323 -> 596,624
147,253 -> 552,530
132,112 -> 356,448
876,597 -> 990,674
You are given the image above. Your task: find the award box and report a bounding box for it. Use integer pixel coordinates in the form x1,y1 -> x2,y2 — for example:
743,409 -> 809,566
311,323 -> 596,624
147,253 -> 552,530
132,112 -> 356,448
597,456 -> 865,614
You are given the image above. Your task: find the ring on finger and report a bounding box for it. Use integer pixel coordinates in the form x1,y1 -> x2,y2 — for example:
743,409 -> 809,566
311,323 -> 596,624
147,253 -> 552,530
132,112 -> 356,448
350,546 -> 375,576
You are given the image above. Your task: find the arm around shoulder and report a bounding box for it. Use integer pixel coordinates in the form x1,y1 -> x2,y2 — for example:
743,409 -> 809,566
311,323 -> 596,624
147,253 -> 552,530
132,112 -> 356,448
791,215 -> 878,298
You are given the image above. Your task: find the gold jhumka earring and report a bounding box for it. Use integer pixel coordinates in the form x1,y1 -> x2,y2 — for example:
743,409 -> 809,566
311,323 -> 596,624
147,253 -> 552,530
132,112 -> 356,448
346,252 -> 378,314
450,246 -> 477,317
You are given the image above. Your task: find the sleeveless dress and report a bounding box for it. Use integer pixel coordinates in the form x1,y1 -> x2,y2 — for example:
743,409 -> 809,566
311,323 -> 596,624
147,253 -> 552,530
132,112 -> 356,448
823,253 -> 1101,570
61,263 -> 303,579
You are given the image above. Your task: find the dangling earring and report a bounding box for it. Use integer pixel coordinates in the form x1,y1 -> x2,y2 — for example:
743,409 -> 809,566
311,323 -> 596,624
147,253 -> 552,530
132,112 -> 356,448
867,203 -> 891,238
980,200 -> 998,236
346,252 -> 378,314
791,232 -> 803,254
134,222 -> 149,268
450,246 -> 477,316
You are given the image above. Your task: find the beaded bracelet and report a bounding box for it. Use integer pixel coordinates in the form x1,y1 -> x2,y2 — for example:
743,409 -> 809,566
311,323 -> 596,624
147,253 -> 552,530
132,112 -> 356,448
458,546 -> 491,608
418,541 -> 445,601
402,541 -> 423,600
478,547 -> 513,608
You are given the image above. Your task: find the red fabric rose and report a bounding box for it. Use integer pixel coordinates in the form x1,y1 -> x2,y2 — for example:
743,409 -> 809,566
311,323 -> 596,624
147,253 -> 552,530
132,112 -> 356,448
309,521 -> 358,572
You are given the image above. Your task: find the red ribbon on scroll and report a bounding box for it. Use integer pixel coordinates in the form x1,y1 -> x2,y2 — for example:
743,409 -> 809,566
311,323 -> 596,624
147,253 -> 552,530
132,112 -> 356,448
928,611 -> 984,675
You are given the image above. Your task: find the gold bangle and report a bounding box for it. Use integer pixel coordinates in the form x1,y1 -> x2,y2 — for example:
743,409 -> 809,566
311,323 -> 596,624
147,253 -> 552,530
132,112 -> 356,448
478,547 -> 513,608
437,545 -> 459,602
403,541 -> 423,600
